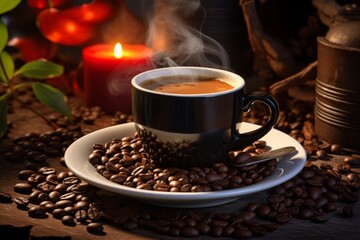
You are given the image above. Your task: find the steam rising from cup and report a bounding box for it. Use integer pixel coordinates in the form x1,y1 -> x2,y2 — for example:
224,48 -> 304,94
106,0 -> 232,107
146,0 -> 231,70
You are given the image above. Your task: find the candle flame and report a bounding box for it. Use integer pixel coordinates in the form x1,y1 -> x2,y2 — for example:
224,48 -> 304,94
114,42 -> 122,58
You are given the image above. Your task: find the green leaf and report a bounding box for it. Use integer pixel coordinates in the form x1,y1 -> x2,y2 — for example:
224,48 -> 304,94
15,59 -> 64,79
0,19 -> 8,52
0,0 -> 21,15
0,95 -> 8,137
0,51 -> 15,84
31,82 -> 71,117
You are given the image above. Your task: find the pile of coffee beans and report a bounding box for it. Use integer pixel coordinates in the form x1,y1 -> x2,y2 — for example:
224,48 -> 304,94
88,137 -> 277,192
1,101 -> 359,238
3,126 -> 86,163
12,165 -> 106,234
95,162 -> 358,238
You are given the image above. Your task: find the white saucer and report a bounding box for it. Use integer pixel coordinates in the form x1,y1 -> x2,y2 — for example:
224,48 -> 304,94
64,122 -> 306,208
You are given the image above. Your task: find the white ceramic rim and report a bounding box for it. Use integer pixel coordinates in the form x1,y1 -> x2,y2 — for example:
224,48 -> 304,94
131,66 -> 245,97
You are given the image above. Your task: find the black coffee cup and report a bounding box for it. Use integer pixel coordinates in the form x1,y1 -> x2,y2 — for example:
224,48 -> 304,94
132,67 -> 279,168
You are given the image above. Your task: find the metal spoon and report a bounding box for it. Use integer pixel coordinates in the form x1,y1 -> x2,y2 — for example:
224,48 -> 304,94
231,146 -> 297,167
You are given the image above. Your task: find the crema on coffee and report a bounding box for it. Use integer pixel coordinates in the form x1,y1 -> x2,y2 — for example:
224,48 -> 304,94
140,76 -> 233,94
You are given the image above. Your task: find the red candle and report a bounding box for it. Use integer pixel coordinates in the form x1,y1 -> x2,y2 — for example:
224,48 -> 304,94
82,43 -> 153,114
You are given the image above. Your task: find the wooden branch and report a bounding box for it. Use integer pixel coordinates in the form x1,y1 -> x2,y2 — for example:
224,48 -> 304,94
240,0 -> 299,79
269,61 -> 318,96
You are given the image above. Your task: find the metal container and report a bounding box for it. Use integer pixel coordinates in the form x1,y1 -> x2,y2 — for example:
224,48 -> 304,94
315,18 -> 360,151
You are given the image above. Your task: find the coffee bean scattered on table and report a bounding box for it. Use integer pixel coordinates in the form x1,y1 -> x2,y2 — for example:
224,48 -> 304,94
3,104 -> 360,238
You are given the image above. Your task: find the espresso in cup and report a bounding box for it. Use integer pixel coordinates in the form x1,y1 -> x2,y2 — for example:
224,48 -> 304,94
132,67 -> 279,168
140,76 -> 233,94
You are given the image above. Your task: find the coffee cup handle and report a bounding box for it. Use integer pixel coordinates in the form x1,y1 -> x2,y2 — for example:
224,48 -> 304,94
233,91 -> 279,148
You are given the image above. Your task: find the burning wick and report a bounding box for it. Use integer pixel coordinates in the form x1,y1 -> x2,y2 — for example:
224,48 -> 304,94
114,42 -> 123,58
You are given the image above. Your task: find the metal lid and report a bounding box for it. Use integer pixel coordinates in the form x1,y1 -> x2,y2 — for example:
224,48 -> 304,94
325,4 -> 360,48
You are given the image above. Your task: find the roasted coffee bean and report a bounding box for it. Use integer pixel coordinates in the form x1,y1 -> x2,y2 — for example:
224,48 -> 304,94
27,174 -> 45,187
344,156 -> 360,167
55,200 -> 74,209
346,173 -> 359,182
57,172 -> 70,182
45,174 -> 59,185
48,191 -> 61,202
87,222 -> 104,234
315,197 -> 328,208
62,176 -> 80,185
28,190 -> 41,204
210,225 -> 223,237
253,140 -> 267,149
61,215 -> 76,226
37,182 -> 55,193
88,207 -> 101,221
37,192 -> 50,203
307,187 -> 322,200
43,203 -> 55,213
222,225 -> 235,236
14,182 -> 33,194
18,170 -> 36,180
180,226 -> 200,237
33,154 -> 48,163
267,194 -> 285,203
38,167 -> 56,175
255,205 -> 271,218
298,209 -> 314,220
322,191 -> 339,202
231,152 -> 252,165
52,208 -> 67,219
232,227 -> 252,238
39,200 -> 52,208
75,209 -> 88,222
64,206 -> 76,216
28,206 -> 47,218
59,192 -> 76,201
342,204 -> 354,217
274,212 -> 292,223
313,212 -> 330,223
195,222 -> 210,235
74,201 -> 89,211
0,190 -> 12,203
14,197 -> 29,209
271,202 -> 287,213
316,150 -> 327,159
323,202 -> 337,212
330,144 -> 342,154
249,224 -> 267,236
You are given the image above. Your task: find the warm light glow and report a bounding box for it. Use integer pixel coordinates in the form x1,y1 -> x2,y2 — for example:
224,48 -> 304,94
65,21 -> 77,33
114,43 -> 122,58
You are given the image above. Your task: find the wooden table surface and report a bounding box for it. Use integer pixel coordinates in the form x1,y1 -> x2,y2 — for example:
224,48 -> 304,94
0,99 -> 359,240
